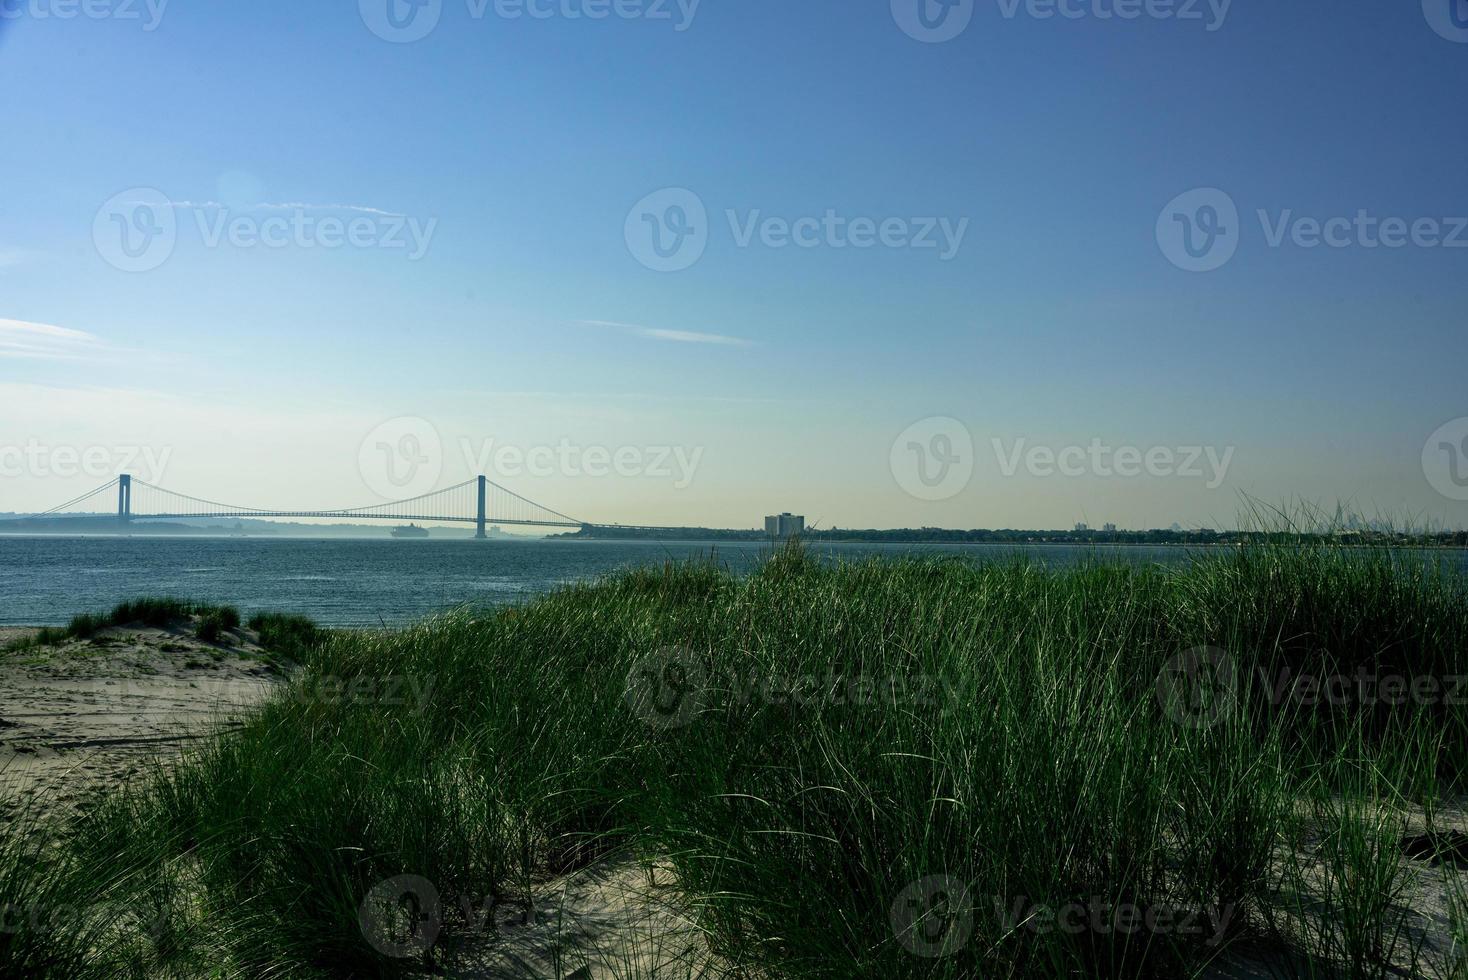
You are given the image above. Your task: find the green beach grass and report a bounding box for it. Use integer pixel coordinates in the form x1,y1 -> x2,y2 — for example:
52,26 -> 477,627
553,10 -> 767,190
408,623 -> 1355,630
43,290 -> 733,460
2,539 -> 1466,977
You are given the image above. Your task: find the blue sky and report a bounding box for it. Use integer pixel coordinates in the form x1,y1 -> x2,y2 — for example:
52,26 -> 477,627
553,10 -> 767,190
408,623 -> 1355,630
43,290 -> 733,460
2,1 -> 1466,530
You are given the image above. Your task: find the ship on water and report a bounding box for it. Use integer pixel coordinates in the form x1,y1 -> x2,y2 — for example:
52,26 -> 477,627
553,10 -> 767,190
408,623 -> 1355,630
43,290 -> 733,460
390,523 -> 430,539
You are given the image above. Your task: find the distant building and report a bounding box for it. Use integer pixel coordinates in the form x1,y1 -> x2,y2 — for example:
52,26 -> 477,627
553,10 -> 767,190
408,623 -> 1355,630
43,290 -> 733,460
1103,523 -> 1118,533
1074,522 -> 1089,533
765,513 -> 805,538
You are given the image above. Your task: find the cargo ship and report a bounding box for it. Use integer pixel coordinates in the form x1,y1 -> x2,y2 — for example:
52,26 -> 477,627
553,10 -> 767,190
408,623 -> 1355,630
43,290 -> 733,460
390,523 -> 430,539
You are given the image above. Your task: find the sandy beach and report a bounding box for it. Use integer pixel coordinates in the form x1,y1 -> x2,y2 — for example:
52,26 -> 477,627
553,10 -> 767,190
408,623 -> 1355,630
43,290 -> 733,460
0,621 -> 284,820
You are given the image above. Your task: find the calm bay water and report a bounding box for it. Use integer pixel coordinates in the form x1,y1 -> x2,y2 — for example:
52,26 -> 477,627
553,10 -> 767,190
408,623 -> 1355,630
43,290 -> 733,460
2,535 -> 1465,627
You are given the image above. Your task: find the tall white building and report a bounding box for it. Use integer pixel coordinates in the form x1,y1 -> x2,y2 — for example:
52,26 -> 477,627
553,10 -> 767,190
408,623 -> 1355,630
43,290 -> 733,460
765,513 -> 805,538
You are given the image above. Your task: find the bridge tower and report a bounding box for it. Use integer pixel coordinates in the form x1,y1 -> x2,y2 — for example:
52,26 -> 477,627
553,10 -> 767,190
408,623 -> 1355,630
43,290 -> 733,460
475,474 -> 487,539
117,473 -> 132,525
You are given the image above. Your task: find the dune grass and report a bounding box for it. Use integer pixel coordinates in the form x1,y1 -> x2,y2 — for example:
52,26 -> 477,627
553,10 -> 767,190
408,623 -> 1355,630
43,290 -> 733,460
2,597 -> 246,654
2,540 -> 1466,977
246,610 -> 326,658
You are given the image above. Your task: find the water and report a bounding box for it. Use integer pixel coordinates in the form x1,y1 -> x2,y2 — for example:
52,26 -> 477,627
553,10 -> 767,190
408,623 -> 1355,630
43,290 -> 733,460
1,535 -> 1464,627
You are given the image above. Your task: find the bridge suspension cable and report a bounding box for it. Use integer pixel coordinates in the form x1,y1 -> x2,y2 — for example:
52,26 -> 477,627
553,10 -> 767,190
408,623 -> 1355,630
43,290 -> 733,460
127,477 -> 491,521
481,478 -> 584,527
129,479 -> 276,517
10,478 -> 120,521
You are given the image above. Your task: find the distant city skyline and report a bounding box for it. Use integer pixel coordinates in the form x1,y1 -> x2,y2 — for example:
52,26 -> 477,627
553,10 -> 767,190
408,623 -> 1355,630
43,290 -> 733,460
2,5 -> 1465,530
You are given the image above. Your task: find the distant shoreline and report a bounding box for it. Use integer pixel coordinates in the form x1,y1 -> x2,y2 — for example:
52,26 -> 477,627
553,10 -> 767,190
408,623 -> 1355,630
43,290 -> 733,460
4,527 -> 1468,549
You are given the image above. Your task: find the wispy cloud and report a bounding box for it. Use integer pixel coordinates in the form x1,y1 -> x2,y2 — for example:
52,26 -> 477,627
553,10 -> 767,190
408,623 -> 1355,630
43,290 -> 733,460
640,328 -> 750,346
264,202 -> 404,217
143,199 -> 405,218
0,248 -> 34,270
0,318 -> 104,361
578,320 -> 752,347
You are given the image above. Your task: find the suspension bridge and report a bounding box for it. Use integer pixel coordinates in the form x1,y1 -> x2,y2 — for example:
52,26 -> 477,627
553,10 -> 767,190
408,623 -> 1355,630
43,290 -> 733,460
3,474 -> 669,537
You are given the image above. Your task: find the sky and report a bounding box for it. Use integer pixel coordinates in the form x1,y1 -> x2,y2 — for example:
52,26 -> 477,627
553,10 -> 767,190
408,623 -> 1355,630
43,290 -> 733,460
1,0 -> 1466,531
